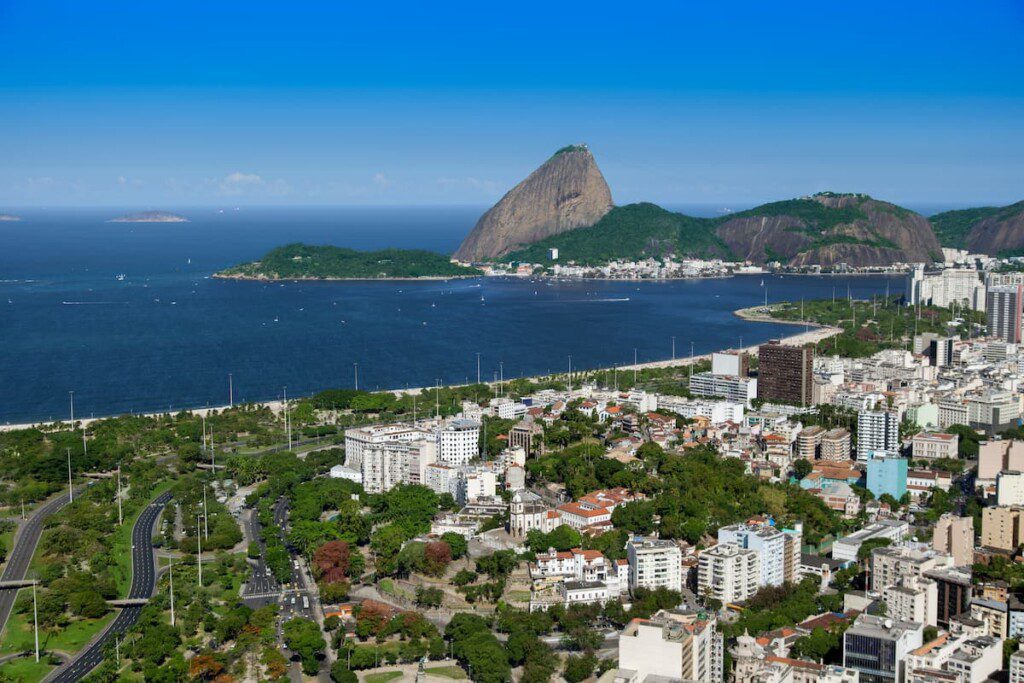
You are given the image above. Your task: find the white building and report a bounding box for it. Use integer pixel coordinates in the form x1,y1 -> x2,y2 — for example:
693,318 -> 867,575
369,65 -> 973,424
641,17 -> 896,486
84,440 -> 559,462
328,464 -> 362,484
907,265 -> 986,311
883,575 -> 938,627
832,520 -> 910,562
344,423 -> 433,470
617,610 -> 723,683
1010,642 -> 1024,683
911,432 -> 959,460
717,523 -> 788,588
870,546 -> 953,592
437,418 -> 481,466
458,470 -> 496,505
626,536 -> 682,593
424,463 -> 460,498
998,470 -> 1024,506
698,544 -> 760,604
689,372 -> 757,405
857,410 -> 900,463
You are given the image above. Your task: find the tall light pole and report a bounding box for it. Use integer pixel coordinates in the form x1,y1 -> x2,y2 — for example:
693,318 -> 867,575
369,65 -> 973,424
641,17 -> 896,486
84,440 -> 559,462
32,581 -> 39,662
690,341 -> 695,378
476,353 -> 481,385
168,558 -> 175,626
672,336 -> 676,361
116,465 -> 123,525
203,485 -> 209,539
567,355 -> 572,394
633,348 -> 638,383
499,362 -> 504,396
196,514 -> 203,587
69,390 -> 74,427
353,363 -> 359,391
228,373 -> 234,408
66,448 -> 73,503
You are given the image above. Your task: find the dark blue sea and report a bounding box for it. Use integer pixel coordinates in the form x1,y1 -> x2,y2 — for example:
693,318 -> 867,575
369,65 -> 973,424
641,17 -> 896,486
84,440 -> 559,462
0,207 -> 904,424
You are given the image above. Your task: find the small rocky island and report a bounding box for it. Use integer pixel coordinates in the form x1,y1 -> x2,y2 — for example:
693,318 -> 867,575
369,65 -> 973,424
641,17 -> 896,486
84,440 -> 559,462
217,243 -> 481,281
0,214 -> 22,222
108,211 -> 190,223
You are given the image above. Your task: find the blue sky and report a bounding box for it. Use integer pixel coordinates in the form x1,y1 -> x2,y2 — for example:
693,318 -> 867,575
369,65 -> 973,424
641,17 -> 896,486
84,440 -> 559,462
1,0 -> 1022,208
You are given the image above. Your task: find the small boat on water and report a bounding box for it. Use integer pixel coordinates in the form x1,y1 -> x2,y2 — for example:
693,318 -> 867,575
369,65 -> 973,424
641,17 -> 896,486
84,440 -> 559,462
115,273 -> 126,281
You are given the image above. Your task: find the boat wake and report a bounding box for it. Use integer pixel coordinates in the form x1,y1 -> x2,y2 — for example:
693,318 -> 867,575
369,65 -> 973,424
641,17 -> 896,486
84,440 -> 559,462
61,301 -> 129,305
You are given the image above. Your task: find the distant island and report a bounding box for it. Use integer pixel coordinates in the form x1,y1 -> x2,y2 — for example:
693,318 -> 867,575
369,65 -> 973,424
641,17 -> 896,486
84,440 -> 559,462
108,211 -> 190,223
216,243 -> 482,281
0,213 -> 21,222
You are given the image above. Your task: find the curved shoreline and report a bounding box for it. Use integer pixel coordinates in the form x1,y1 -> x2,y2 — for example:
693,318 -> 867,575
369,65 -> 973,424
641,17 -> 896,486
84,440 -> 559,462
1,305 -> 840,432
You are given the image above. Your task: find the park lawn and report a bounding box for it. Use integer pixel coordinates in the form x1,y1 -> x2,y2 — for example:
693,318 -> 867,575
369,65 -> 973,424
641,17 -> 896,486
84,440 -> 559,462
0,608 -> 112,655
112,480 -> 175,596
0,654 -> 56,682
378,579 -> 396,595
364,672 -> 403,683
425,665 -> 467,679
506,590 -> 530,602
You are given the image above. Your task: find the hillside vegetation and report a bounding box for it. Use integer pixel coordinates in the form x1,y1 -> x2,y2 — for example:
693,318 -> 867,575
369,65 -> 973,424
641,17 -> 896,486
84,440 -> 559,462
929,205 -> 1006,248
219,243 -> 481,280
503,203 -> 734,264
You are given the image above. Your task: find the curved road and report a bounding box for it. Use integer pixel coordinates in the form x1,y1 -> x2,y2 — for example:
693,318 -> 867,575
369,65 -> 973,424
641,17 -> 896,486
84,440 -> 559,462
0,487 -> 90,635
48,490 -> 172,683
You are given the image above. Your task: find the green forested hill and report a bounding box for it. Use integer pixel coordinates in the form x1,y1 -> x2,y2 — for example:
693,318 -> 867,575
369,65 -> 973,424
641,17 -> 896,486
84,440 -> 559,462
219,243 -> 481,279
502,203 -> 734,264
929,205 -> 1006,248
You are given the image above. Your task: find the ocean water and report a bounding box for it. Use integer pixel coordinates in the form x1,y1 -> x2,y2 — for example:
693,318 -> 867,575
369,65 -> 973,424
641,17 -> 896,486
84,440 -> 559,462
0,207 -> 904,424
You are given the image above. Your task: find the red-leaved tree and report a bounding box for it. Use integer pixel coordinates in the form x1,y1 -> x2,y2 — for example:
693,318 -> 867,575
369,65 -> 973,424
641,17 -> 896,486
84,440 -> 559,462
423,541 -> 452,577
313,540 -> 351,583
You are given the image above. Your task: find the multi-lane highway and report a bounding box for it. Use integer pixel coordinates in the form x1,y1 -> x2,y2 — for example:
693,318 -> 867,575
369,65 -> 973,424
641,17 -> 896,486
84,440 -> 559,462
47,490 -> 172,683
0,487 -> 89,634
271,498 -> 317,621
241,508 -> 279,608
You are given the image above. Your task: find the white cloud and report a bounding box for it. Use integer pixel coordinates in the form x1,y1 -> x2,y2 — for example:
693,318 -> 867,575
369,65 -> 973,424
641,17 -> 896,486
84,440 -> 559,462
215,171 -> 290,197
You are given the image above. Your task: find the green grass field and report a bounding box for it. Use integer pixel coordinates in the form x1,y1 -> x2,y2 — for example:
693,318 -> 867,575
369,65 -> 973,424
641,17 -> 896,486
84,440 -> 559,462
425,665 -> 467,680
0,609 -> 112,655
364,671 -> 404,683
0,655 -> 56,682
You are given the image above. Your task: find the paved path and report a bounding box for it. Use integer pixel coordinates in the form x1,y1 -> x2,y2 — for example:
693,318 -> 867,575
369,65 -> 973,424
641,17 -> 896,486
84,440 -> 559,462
46,490 -> 172,682
0,486 -> 91,636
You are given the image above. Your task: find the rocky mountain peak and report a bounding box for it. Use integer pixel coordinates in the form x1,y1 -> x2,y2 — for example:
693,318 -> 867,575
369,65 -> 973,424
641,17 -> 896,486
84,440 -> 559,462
453,145 -> 613,262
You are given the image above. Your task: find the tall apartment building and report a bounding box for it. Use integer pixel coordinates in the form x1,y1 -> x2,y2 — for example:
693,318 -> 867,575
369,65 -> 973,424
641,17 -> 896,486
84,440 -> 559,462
756,340 -> 814,407
925,567 -> 973,627
986,284 -> 1023,343
883,575 -> 938,627
907,265 -> 986,310
968,391 -> 1021,436
870,546 -> 953,592
857,409 -> 899,463
626,536 -> 682,593
911,432 -> 959,460
689,372 -> 757,405
698,544 -> 760,604
914,333 -> 956,367
1011,642 -> 1024,683
981,505 -> 1024,551
712,351 -> 750,377
798,425 -> 825,460
820,428 -> 852,462
618,610 -> 723,683
344,423 -> 433,469
932,514 -> 975,567
866,453 -> 908,500
843,613 -> 924,683
978,439 -> 1024,481
507,418 -> 544,457
718,523 -> 788,588
437,418 -> 481,466
359,438 -> 438,494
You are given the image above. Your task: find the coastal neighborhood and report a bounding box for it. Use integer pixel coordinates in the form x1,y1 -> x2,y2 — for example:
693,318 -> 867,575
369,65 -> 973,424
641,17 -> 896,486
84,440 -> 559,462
3,3 -> 1023,681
